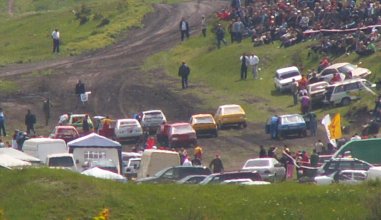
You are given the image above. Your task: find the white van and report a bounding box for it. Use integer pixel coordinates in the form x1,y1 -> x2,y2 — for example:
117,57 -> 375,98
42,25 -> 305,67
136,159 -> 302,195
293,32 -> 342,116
274,66 -> 302,92
46,153 -> 77,172
137,149 -> 180,179
323,78 -> 376,106
23,138 -> 68,162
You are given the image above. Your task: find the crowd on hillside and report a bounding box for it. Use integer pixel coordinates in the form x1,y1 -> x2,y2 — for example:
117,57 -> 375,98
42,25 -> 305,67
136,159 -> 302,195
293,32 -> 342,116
215,0 -> 381,56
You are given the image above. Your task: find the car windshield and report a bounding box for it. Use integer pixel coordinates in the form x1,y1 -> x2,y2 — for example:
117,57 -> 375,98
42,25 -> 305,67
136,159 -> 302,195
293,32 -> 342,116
57,128 -> 77,136
245,159 -> 270,167
280,115 -> 304,124
194,116 -> 214,124
48,157 -> 74,167
338,64 -> 356,74
172,125 -> 194,134
279,71 -> 299,79
223,106 -> 242,114
119,121 -> 137,128
144,112 -> 163,119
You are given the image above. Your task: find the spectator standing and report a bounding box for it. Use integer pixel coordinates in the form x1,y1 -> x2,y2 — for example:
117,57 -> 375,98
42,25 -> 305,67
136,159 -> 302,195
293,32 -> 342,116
25,109 -> 36,135
259,145 -> 267,158
178,61 -> 191,89
194,145 -> 203,160
42,98 -> 53,126
0,108 -> 6,137
267,147 -> 277,158
309,113 -> 318,136
232,17 -> 245,43
314,140 -> 324,154
215,24 -> 227,49
182,156 -> 193,166
300,94 -> 311,114
291,79 -> 299,105
310,149 -> 319,167
240,53 -> 249,80
201,15 -> 207,37
75,80 -> 86,108
249,53 -> 259,79
209,154 -> 224,173
179,17 -> 190,41
228,19 -> 235,43
82,114 -> 90,134
51,29 -> 60,53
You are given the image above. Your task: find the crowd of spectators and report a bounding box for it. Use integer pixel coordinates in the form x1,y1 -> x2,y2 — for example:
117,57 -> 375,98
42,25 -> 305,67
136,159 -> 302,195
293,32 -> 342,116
216,0 -> 381,56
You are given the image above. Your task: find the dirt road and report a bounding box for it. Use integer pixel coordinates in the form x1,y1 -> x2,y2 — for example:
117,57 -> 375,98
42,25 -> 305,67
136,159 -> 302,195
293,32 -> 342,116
0,1 -> 326,170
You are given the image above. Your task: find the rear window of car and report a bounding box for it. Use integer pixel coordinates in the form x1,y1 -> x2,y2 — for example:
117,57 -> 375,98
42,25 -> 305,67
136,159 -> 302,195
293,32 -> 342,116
279,71 -> 299,79
57,128 -> 77,136
194,116 -> 214,124
280,115 -> 304,125
172,124 -> 194,134
245,159 -> 270,167
338,64 -> 355,74
222,106 -> 242,114
119,121 -> 137,127
144,112 -> 163,119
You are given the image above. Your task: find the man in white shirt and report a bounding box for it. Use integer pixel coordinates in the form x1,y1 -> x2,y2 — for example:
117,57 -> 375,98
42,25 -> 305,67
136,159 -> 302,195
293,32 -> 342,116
179,17 -> 190,41
249,54 -> 259,79
51,29 -> 60,53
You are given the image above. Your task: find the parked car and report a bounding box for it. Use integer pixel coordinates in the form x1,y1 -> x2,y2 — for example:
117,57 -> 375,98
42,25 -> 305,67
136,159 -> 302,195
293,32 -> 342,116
266,114 -> 307,139
199,171 -> 262,185
176,175 -> 208,184
318,158 -> 373,176
323,78 -> 376,106
137,166 -> 211,183
68,114 -> 94,133
139,110 -> 167,133
190,114 -> 218,137
214,104 -> 247,129
49,125 -> 80,143
274,66 -> 302,92
317,154 -> 333,167
114,119 -> 143,142
307,81 -> 329,105
241,158 -> 286,182
317,62 -> 371,82
156,122 -> 197,148
221,179 -> 271,185
314,170 -> 368,185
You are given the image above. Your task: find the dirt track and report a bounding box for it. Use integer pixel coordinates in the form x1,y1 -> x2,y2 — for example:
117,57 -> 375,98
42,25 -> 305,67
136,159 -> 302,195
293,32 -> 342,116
0,1 -> 327,170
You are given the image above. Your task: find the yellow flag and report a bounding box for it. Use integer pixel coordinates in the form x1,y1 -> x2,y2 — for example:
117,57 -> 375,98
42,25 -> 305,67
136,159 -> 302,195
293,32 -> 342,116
329,113 -> 342,139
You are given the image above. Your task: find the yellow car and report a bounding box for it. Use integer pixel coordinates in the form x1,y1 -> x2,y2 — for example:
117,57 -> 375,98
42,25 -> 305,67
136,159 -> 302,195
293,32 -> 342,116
190,114 -> 218,137
214,104 -> 247,129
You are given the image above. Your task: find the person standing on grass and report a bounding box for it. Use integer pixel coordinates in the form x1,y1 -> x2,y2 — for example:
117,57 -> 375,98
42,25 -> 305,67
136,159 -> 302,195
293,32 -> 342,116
179,17 -> 190,41
216,24 -> 227,49
51,29 -> 60,53
259,145 -> 267,158
178,61 -> 190,89
209,154 -> 224,173
201,15 -> 207,37
240,53 -> 249,80
291,79 -> 299,105
0,108 -> 6,137
25,109 -> 36,135
249,53 -> 259,79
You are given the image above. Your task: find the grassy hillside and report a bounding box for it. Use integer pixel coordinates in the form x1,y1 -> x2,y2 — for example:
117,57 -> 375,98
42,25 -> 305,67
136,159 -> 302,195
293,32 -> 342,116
144,27 -> 381,125
0,168 -> 380,219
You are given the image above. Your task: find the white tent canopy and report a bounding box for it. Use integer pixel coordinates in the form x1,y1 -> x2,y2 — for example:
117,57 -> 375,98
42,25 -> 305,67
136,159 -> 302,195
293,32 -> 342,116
81,167 -> 126,180
67,133 -> 121,148
0,148 -> 41,163
0,154 -> 31,168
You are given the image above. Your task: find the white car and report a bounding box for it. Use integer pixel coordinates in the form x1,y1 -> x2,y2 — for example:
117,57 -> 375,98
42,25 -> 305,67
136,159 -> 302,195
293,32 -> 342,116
315,170 -> 368,185
114,119 -> 143,141
274,66 -> 302,92
318,62 -> 371,82
140,110 -> 167,132
241,158 -> 286,182
307,81 -> 329,104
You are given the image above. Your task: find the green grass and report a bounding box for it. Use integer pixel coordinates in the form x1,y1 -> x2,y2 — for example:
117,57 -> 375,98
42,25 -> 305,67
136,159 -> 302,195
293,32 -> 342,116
0,168 -> 380,219
144,30 -> 381,125
0,80 -> 18,94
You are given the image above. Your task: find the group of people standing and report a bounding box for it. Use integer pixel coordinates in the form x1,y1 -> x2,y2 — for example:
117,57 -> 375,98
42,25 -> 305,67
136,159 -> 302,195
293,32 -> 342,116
239,53 -> 260,80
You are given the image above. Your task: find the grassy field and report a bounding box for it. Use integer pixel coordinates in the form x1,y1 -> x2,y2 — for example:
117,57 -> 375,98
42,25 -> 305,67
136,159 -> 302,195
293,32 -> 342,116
0,168 -> 380,219
144,25 -> 381,125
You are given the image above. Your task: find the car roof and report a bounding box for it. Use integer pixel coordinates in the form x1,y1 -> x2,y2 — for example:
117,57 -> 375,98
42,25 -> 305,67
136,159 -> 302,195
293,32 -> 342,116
325,62 -> 350,69
117,118 -> 138,122
276,66 -> 299,74
191,114 -> 213,118
326,78 -> 367,87
169,122 -> 192,127
279,114 -> 303,118
172,166 -> 208,169
142,110 -> 163,114
70,114 -> 88,117
209,170 -> 258,176
55,125 -> 77,129
246,158 -> 276,162
219,104 -> 242,108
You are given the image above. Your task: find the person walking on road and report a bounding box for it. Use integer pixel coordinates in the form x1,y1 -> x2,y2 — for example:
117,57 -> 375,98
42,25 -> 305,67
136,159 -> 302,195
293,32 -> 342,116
0,108 -> 6,137
178,61 -> 191,89
25,109 -> 36,135
179,17 -> 190,41
51,29 -> 60,53
209,154 -> 224,173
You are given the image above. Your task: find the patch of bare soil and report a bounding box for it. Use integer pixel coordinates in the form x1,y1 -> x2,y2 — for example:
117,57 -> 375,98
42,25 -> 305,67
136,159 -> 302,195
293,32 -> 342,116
0,1 -> 328,170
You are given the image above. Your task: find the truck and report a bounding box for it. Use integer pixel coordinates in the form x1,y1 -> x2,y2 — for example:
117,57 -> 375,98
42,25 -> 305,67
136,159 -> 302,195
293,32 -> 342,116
22,138 -> 68,163
332,138 -> 381,165
137,149 -> 180,179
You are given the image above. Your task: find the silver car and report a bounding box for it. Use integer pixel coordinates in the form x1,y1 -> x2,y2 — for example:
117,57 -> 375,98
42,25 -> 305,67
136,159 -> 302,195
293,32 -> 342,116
241,158 -> 286,182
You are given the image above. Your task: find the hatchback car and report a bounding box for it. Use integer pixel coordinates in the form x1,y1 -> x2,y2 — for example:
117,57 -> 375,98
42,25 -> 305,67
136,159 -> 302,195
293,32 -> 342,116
199,171 -> 262,185
190,114 -> 218,137
241,158 -> 286,182
317,62 -> 371,82
114,119 -> 143,142
139,110 -> 167,133
323,78 -> 376,106
157,122 -> 197,148
274,66 -> 302,92
137,166 -> 211,183
68,114 -> 94,133
49,125 -> 79,143
214,104 -> 247,129
314,170 -> 368,185
266,114 -> 307,139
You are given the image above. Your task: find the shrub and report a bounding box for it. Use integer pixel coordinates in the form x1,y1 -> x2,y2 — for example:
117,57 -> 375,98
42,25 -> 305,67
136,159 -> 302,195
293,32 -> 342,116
97,18 -> 110,28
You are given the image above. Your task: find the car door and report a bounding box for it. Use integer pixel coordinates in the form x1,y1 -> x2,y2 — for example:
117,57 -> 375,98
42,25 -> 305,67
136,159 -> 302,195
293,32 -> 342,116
344,82 -> 360,101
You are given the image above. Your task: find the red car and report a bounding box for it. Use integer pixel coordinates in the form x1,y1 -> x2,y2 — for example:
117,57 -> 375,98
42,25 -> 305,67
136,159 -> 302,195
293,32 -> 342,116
157,122 -> 197,148
50,126 -> 80,143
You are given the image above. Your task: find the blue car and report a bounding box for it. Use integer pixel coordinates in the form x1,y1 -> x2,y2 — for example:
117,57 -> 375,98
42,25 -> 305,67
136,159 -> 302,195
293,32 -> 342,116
266,114 -> 307,139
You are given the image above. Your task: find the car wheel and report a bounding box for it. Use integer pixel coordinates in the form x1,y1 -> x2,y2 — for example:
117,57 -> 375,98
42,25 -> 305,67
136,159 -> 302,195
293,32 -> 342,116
341,97 -> 351,106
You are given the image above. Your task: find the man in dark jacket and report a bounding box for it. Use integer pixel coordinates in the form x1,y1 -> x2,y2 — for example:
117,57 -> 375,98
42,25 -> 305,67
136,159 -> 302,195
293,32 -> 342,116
25,109 -> 36,135
178,61 -> 190,89
179,17 -> 190,41
75,80 -> 86,108
216,24 -> 227,49
209,154 -> 224,173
